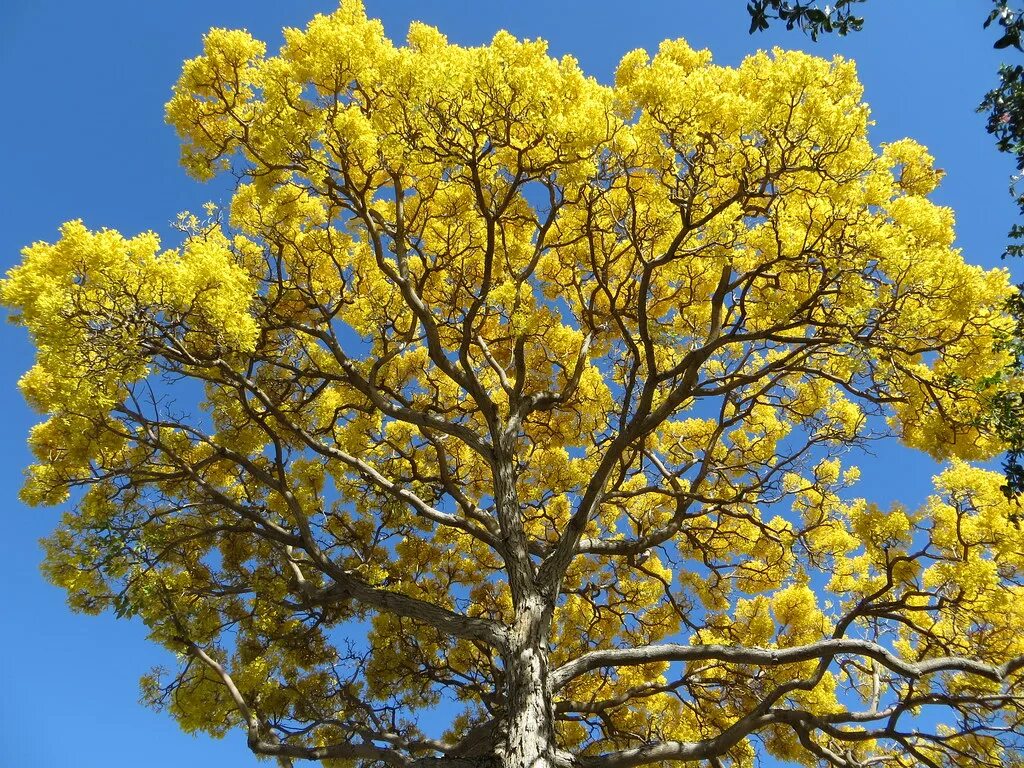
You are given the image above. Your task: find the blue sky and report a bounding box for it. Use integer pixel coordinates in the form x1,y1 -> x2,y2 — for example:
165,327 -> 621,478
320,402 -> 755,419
0,1 -> 1018,766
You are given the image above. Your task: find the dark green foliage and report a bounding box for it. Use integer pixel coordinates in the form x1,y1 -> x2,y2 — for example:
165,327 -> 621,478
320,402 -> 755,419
976,5 -> 1024,497
990,290 -> 1024,499
979,4 -> 1024,259
745,1 -> 864,41
986,2 -> 1024,50
979,62 -> 1024,259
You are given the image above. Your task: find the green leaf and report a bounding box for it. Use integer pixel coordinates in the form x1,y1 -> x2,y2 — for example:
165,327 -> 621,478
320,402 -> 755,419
994,30 -> 1021,49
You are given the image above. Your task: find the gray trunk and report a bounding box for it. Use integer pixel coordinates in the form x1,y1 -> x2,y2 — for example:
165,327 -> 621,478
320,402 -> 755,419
489,446 -> 561,768
499,593 -> 557,768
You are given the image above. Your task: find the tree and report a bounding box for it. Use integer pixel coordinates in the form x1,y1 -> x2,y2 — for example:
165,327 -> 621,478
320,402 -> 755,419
4,2 -> 1024,766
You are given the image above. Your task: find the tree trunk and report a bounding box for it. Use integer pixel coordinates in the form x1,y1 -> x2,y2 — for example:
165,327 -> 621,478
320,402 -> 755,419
489,443 -> 562,768
498,592 -> 559,768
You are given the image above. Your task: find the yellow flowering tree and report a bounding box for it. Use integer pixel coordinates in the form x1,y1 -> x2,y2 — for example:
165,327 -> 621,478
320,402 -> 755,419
5,3 -> 1024,767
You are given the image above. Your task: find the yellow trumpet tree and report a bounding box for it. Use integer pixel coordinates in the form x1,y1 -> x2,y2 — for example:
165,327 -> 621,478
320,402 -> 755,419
5,3 -> 1024,767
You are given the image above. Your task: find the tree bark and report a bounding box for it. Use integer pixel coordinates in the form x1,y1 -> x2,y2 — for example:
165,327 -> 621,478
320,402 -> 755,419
489,435 -> 564,768
498,592 -> 559,768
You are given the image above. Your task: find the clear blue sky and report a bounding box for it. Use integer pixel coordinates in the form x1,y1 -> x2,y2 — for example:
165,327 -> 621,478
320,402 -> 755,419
0,2 -> 1017,766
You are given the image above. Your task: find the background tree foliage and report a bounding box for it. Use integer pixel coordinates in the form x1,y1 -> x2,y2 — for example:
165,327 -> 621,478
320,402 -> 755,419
5,2 -> 1024,767
745,1 -> 865,41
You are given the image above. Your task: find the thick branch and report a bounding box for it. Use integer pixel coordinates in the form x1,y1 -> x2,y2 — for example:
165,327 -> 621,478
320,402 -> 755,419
552,639 -> 1024,692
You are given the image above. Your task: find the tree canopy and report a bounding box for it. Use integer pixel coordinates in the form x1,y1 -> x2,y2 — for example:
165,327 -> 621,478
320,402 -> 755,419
4,3 -> 1024,767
